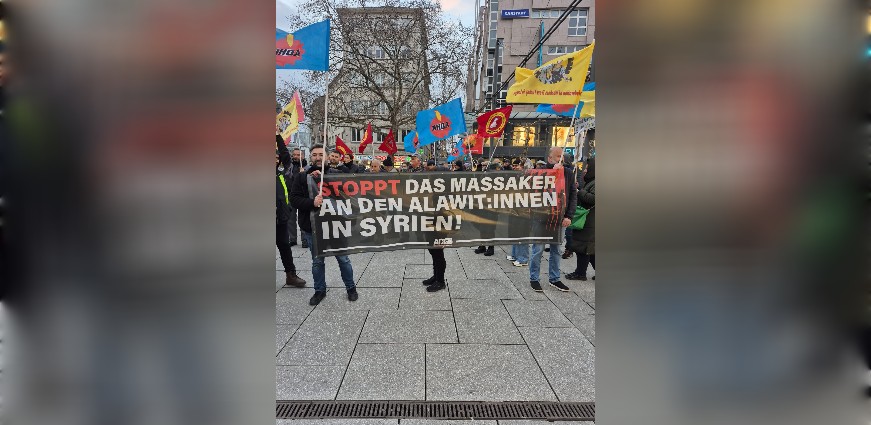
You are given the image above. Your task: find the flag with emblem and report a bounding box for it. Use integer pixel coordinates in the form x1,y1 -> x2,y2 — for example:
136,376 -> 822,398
476,105 -> 512,138
334,136 -> 353,158
402,131 -> 419,153
446,137 -> 468,162
276,20 -> 330,71
415,98 -> 467,147
276,100 -> 299,141
378,128 -> 398,155
506,42 -> 594,104
357,122 -> 374,153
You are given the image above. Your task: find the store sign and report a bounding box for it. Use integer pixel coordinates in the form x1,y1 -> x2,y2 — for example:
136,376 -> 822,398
501,9 -> 529,19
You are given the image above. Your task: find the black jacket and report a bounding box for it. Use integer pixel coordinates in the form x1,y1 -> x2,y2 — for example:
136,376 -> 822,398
289,165 -> 349,233
343,161 -> 360,173
277,174 -> 291,224
277,135 -> 308,176
276,136 -> 292,224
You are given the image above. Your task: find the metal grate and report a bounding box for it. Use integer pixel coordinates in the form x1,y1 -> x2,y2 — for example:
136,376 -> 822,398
276,400 -> 594,421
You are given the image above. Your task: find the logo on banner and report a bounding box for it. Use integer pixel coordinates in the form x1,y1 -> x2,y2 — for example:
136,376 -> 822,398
482,111 -> 507,137
430,111 -> 452,139
276,35 -> 306,67
433,238 -> 453,247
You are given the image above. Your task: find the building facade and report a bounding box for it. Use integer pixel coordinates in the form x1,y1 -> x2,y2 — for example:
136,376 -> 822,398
312,7 -> 431,156
466,0 -> 595,159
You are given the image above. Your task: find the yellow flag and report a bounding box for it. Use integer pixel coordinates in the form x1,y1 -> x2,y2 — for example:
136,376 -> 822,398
276,100 -> 299,140
580,100 -> 595,118
506,42 -> 595,104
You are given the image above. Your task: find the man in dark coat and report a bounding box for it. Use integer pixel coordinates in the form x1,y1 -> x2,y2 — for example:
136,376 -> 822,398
277,137 -> 308,247
566,157 -> 595,281
289,144 -> 358,306
343,153 -> 360,173
528,147 -> 577,292
276,131 -> 306,287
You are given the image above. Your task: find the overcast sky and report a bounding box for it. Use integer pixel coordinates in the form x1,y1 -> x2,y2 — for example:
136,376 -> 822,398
276,0 -> 477,30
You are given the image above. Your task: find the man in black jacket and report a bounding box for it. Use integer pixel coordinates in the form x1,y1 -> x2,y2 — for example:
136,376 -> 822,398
327,149 -> 351,173
528,147 -> 577,293
342,153 -> 360,173
289,144 -> 358,306
288,146 -> 308,247
276,131 -> 306,287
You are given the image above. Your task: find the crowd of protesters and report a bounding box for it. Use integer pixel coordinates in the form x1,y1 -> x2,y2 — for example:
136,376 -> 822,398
277,131 -> 595,305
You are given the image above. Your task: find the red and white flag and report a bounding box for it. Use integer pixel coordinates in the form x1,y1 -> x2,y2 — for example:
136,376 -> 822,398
378,128 -> 398,155
476,106 -> 512,138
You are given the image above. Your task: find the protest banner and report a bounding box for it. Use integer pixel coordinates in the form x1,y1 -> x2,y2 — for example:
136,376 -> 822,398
310,170 -> 567,257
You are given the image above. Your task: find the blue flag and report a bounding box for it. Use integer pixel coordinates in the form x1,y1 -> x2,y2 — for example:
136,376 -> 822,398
446,137 -> 467,162
276,20 -> 330,71
402,131 -> 419,153
415,98 -> 467,147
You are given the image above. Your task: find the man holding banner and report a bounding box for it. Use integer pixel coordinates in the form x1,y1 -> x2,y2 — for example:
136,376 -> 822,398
528,147 -> 577,292
289,144 -> 358,306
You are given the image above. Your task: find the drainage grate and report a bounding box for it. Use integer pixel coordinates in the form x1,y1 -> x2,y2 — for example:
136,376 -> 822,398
276,400 -> 594,421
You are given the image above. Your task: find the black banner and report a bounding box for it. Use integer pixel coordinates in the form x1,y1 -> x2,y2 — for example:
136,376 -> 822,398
311,170 -> 566,257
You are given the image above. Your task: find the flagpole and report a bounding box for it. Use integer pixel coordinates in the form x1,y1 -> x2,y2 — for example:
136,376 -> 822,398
320,83 -> 330,195
560,101 -> 583,164
487,136 -> 497,164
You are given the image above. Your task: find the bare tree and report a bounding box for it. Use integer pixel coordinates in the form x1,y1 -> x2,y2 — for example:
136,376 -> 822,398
282,0 -> 472,142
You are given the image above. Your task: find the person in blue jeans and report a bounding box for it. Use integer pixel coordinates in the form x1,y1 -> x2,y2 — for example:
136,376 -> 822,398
289,144 -> 358,306
529,147 -> 577,292
506,158 -> 530,267
509,244 -> 529,267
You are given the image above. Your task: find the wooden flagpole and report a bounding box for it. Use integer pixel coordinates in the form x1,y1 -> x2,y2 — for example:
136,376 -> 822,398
319,83 -> 329,195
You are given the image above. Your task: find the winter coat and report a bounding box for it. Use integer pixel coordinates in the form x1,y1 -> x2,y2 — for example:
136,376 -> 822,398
289,164 -> 348,233
570,178 -> 595,254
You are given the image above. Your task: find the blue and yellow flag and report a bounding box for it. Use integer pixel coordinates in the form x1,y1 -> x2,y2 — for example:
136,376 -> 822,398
506,42 -> 594,104
536,82 -> 596,118
415,98 -> 467,147
276,20 -> 330,71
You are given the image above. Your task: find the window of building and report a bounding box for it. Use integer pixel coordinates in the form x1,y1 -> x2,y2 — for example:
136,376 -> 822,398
546,45 -> 583,55
551,126 -> 576,147
568,10 -> 588,36
512,126 -> 536,147
531,9 -> 563,18
367,46 -> 386,59
487,4 -> 498,49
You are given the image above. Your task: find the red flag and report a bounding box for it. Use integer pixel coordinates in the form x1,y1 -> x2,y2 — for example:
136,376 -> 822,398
358,122 -> 373,153
466,134 -> 484,155
378,129 -> 398,155
476,106 -> 512,138
335,136 -> 353,158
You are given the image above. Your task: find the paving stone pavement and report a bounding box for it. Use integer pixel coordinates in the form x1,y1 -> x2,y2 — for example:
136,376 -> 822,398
276,241 -> 595,404
276,421 -> 594,425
